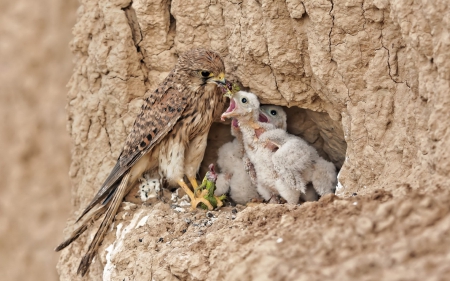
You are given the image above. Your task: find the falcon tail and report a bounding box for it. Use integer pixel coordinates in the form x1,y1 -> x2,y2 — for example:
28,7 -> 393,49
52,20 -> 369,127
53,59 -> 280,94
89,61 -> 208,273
54,205 -> 107,252
77,171 -> 131,276
75,161 -> 126,223
55,163 -> 124,252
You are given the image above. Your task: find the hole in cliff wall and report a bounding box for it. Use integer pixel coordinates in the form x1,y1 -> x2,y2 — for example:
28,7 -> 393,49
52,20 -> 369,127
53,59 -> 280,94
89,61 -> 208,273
200,105 -> 347,196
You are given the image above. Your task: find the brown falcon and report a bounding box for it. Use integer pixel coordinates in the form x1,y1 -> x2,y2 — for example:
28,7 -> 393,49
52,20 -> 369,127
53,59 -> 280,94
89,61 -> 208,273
55,48 -> 227,276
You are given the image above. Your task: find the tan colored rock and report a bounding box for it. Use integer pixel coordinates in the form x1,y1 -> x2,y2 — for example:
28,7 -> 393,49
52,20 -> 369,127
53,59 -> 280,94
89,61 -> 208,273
56,0 -> 450,280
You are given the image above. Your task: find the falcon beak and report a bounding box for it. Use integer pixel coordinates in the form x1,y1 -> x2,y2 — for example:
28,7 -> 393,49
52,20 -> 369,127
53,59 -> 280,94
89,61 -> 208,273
210,72 -> 226,86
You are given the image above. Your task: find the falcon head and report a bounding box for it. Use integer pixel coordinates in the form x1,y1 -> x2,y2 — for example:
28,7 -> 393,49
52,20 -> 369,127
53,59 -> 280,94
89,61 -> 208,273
177,48 -> 226,91
259,105 -> 287,131
221,91 -> 260,122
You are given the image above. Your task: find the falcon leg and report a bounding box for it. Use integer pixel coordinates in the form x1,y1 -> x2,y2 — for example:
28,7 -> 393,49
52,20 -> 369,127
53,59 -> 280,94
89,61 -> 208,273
177,179 -> 214,210
188,177 -> 199,190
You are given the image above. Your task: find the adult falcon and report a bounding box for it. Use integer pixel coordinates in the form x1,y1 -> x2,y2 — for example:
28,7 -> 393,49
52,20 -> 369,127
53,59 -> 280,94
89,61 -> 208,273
56,48 -> 227,276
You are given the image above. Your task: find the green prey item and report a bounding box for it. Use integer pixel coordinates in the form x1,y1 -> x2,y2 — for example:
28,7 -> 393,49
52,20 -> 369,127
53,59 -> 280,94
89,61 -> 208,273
195,164 -> 226,210
220,81 -> 241,98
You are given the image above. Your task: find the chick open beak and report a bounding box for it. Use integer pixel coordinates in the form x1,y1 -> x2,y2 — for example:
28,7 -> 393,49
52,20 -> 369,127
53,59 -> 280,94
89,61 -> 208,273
210,72 -> 226,86
220,97 -> 237,121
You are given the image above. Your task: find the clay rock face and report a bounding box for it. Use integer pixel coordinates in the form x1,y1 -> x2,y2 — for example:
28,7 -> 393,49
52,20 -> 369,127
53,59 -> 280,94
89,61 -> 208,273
58,0 -> 450,280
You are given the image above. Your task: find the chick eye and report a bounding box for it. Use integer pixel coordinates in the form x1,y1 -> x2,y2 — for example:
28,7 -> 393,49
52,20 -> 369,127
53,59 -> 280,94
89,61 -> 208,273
241,97 -> 248,103
270,110 -> 277,116
201,71 -> 211,77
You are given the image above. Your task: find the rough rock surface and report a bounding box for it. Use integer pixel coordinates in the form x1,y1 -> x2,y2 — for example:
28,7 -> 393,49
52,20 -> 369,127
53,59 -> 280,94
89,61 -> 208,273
62,188 -> 450,281
0,0 -> 78,280
57,0 -> 450,280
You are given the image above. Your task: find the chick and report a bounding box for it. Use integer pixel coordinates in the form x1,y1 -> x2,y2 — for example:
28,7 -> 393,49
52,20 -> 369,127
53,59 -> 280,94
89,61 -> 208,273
259,128 -> 337,199
258,105 -> 320,202
259,105 -> 287,131
221,91 -> 336,204
221,91 -> 285,202
215,128 -> 254,204
215,105 -> 287,204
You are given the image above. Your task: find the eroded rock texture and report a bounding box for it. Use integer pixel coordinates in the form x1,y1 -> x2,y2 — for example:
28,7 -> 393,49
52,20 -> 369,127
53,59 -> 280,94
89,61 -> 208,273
58,0 -> 450,280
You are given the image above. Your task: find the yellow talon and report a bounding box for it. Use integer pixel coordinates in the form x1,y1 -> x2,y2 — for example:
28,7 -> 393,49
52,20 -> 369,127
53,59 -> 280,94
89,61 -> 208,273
177,179 -> 213,210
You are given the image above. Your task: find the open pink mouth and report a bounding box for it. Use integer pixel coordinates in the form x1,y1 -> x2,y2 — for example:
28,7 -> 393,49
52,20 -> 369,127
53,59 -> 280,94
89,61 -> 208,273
221,98 -> 236,121
258,113 -> 269,123
225,99 -> 236,113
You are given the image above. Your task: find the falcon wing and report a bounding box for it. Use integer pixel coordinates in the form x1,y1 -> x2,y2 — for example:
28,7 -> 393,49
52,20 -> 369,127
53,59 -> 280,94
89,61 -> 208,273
75,88 -> 188,222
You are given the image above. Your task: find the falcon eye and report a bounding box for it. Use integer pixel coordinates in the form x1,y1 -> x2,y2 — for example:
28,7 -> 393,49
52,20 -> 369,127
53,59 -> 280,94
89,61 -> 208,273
201,71 -> 211,77
270,110 -> 277,116
241,97 -> 248,103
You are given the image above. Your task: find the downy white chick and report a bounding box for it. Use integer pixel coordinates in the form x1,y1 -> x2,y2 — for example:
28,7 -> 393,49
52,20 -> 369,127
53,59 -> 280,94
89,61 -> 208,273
255,105 -> 319,202
215,105 -> 287,204
259,105 -> 287,131
221,91 -> 336,204
221,91 -> 289,202
259,128 -> 337,199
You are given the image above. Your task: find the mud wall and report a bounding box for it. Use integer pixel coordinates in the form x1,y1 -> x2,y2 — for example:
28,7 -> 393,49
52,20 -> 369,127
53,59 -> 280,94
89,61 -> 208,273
57,0 -> 450,280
